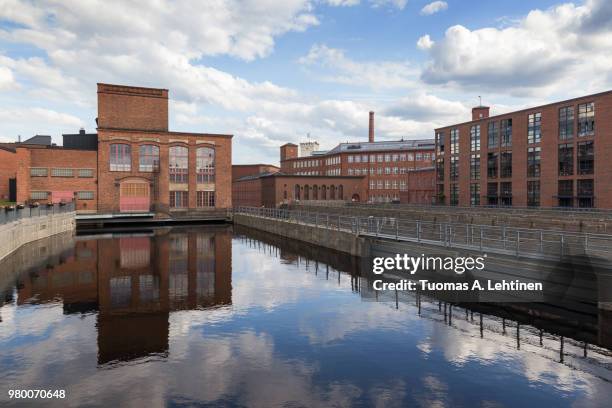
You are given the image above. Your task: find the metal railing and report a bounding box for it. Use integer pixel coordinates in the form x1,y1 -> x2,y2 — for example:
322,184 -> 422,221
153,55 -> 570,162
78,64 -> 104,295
233,206 -> 612,259
0,202 -> 75,226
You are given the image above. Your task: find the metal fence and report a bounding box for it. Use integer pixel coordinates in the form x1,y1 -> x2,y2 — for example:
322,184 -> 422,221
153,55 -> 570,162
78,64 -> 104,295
0,202 -> 76,226
233,206 -> 612,260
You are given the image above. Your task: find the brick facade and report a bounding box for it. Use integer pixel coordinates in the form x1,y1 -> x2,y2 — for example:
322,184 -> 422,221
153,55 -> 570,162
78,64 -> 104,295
436,91 -> 612,208
279,140 -> 435,203
400,167 -> 435,205
10,83 -> 233,214
233,173 -> 367,208
232,164 -> 279,181
0,147 -> 17,201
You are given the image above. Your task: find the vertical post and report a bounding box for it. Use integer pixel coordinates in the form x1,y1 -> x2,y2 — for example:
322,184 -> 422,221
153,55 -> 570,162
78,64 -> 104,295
516,230 -> 520,256
540,230 -> 543,253
560,234 -> 565,257
417,221 -> 421,242
480,227 -> 483,251
396,220 -> 399,240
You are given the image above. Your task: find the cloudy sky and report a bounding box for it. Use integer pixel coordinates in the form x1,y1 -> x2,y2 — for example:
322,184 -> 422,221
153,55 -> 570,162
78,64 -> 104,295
1,0 -> 611,164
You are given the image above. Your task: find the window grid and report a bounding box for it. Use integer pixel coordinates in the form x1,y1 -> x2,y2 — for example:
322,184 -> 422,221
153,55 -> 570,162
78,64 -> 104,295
77,191 -> 94,200
197,191 -> 215,207
559,106 -> 574,140
578,102 -> 595,137
527,112 -> 542,144
110,144 -> 131,172
30,167 -> 48,177
139,145 -> 160,172
169,146 -> 188,183
78,168 -> 94,178
51,168 -> 74,177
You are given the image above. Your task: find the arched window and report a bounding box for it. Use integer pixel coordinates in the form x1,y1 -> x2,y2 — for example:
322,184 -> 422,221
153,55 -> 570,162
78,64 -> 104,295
139,145 -> 159,172
312,185 -> 318,200
338,185 -> 343,200
294,184 -> 301,200
169,146 -> 188,183
110,144 -> 131,172
321,185 -> 327,200
330,185 -> 336,200
304,185 -> 310,200
196,147 -> 215,183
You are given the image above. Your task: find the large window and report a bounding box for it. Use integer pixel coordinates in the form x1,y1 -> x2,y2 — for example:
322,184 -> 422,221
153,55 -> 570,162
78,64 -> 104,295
110,144 -> 131,172
558,180 -> 574,207
487,152 -> 498,178
488,122 -> 499,149
500,182 -> 512,206
139,145 -> 160,172
527,112 -> 542,144
578,141 -> 594,175
197,191 -> 215,207
470,125 -> 480,151
500,151 -> 512,178
577,179 -> 594,208
559,106 -> 574,140
527,181 -> 540,207
170,191 -> 189,208
169,146 -> 188,183
436,158 -> 444,182
527,147 -> 541,177
558,143 -> 573,176
578,102 -> 594,137
487,183 -> 498,206
436,131 -> 445,155
450,129 -> 459,155
450,184 -> 459,206
450,156 -> 459,181
470,183 -> 480,206
470,154 -> 480,180
501,119 -> 512,147
196,147 -> 215,183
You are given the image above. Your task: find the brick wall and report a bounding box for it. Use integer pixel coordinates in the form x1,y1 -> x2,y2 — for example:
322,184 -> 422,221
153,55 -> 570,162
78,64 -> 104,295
97,83 -> 169,131
0,148 -> 17,201
436,91 -> 612,208
97,130 -> 232,213
28,148 -> 98,211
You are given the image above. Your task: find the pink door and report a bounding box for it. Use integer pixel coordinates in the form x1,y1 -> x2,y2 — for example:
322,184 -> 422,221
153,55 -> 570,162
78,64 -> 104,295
120,182 -> 150,212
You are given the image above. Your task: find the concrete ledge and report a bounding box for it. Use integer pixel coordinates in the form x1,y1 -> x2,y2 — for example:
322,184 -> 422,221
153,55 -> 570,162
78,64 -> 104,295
233,214 -> 370,257
0,212 -> 76,262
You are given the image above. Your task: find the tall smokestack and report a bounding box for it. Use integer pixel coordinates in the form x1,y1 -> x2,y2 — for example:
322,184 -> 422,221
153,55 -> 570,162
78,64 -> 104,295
368,111 -> 375,143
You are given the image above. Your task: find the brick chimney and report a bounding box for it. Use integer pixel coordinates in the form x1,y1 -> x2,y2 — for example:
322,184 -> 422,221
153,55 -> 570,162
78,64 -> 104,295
472,106 -> 490,121
368,111 -> 375,143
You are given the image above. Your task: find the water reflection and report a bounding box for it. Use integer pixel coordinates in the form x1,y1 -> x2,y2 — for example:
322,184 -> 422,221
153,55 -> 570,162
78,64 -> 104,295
10,227 -> 231,365
0,225 -> 611,407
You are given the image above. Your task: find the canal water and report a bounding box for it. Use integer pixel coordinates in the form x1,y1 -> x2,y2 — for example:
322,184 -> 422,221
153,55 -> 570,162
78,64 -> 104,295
0,225 -> 611,407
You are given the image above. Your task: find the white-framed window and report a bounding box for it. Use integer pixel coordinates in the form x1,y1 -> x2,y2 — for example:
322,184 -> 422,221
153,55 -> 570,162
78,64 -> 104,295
30,191 -> 48,200
30,168 -> 48,177
78,168 -> 94,178
77,191 -> 94,200
51,168 -> 73,177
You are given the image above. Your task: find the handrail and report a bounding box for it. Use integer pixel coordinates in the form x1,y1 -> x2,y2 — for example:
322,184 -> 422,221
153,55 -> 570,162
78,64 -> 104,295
233,206 -> 612,259
0,201 -> 76,226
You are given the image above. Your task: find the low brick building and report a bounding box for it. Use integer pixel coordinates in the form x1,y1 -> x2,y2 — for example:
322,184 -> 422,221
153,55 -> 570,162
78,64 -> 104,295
8,83 -> 233,214
399,167 -> 435,205
232,164 -> 279,181
0,145 -> 18,202
233,172 -> 367,208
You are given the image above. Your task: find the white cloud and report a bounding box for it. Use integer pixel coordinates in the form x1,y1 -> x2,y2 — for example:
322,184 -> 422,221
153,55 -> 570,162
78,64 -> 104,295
416,34 -> 434,50
0,66 -> 16,90
324,0 -> 361,6
369,0 -> 408,9
299,44 -> 418,89
384,93 -> 469,123
420,1 -> 448,16
419,0 -> 612,96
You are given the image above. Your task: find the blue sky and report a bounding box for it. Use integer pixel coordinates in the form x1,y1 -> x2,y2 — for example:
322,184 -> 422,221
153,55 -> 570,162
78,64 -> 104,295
0,0 -> 610,164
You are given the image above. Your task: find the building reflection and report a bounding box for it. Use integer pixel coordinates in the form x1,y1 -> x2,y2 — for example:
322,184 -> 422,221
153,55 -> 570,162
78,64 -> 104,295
16,227 -> 232,365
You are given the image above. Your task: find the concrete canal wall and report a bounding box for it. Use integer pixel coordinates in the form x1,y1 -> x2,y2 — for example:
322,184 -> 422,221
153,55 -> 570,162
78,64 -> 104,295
233,214 -> 370,257
0,211 -> 76,262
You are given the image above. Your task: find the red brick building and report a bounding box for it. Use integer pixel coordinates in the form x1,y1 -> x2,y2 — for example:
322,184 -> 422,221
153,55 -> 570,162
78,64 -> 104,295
7,83 -> 233,214
232,164 -> 279,181
232,172 -> 367,208
435,91 -> 612,208
279,113 -> 435,203
399,167 -> 435,205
